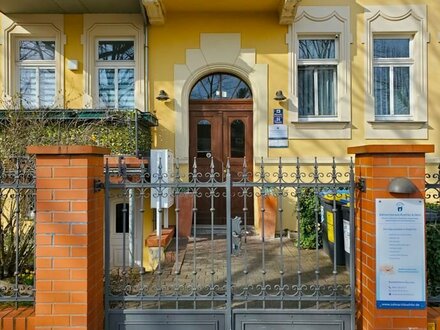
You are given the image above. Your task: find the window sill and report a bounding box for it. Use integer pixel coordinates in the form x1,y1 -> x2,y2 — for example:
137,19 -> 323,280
367,120 -> 426,129
291,121 -> 350,129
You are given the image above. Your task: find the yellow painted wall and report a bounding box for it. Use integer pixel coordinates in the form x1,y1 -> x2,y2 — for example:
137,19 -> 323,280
148,1 -> 440,162
1,0 -> 440,234
149,11 -> 288,151
146,1 -> 440,231
64,15 -> 84,108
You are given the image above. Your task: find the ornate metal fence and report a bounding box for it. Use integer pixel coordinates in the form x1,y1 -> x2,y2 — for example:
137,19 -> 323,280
425,165 -> 440,304
104,157 -> 355,329
0,156 -> 36,306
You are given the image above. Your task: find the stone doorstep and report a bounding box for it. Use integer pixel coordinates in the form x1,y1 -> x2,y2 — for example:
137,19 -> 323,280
145,227 -> 175,248
428,307 -> 440,330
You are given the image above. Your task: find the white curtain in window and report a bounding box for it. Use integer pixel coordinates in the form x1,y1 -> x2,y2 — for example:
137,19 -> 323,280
298,67 -> 314,116
317,67 -> 335,116
99,69 -> 116,108
20,68 -> 55,108
298,66 -> 336,116
374,66 -> 409,116
99,68 -> 134,109
39,69 -> 56,108
394,67 -> 410,115
118,69 -> 134,109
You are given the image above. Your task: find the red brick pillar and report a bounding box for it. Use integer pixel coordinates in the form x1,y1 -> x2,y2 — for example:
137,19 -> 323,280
27,146 -> 109,330
348,145 -> 434,330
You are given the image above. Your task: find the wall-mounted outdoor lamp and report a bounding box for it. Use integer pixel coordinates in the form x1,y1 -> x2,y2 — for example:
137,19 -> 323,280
156,90 -> 170,102
388,177 -> 417,194
274,90 -> 286,101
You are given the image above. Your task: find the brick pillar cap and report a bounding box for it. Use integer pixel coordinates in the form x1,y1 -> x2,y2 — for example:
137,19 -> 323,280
27,145 -> 110,155
348,144 -> 434,155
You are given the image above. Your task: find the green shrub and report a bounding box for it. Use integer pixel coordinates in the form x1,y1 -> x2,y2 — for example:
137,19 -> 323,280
426,203 -> 440,295
298,188 -> 322,249
0,108 -> 152,157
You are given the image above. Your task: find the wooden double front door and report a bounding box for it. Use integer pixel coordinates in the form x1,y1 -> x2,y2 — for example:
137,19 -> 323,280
189,100 -> 254,225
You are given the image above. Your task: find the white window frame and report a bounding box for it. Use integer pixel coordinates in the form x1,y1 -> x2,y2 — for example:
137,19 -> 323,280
83,15 -> 144,110
95,38 -> 136,109
289,6 -> 351,139
1,14 -> 64,109
297,37 -> 338,119
364,5 -> 427,139
373,36 -> 413,120
16,38 -> 57,109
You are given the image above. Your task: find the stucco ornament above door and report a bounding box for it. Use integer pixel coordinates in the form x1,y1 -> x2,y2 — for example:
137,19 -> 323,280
174,33 -> 268,162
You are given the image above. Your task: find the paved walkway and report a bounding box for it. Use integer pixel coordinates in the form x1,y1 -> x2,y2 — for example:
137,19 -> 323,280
110,234 -> 351,310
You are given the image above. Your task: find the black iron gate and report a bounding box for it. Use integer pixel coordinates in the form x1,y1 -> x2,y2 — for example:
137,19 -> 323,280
104,157 -> 355,330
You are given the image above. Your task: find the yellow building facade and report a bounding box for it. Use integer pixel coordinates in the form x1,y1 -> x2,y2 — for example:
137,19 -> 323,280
1,1 -> 438,162
0,0 -> 438,258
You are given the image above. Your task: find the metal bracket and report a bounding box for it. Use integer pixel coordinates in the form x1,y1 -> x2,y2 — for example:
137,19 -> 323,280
94,179 -> 104,193
356,178 -> 366,192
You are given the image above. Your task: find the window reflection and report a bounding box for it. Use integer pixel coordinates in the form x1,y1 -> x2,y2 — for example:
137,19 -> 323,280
230,120 -> 245,158
98,41 -> 134,61
197,120 -> 211,157
190,73 -> 252,100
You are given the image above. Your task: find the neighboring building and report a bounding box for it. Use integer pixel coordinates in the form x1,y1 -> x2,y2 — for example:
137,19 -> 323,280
0,0 -> 437,265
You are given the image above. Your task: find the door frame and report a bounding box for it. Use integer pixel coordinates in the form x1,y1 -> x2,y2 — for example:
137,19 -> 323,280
173,34 -> 269,163
189,99 -> 254,226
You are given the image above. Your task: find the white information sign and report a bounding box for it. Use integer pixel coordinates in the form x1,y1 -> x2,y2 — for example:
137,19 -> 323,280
376,199 -> 426,309
268,125 -> 288,148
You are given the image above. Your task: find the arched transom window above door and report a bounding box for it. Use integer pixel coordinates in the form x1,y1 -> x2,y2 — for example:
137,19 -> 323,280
190,73 -> 252,100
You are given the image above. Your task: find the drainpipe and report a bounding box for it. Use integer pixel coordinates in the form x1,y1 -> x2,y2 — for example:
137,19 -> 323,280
139,0 -> 149,114
137,0 -> 149,272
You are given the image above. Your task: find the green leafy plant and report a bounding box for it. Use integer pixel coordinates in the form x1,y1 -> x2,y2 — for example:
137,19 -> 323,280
298,188 -> 322,249
426,203 -> 440,296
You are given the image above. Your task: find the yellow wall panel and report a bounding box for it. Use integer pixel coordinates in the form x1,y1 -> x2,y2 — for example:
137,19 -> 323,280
64,15 -> 84,109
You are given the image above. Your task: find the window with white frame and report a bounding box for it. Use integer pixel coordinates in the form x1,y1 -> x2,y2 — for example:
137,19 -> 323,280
17,39 -> 56,109
373,37 -> 412,119
96,40 -> 135,109
364,5 -> 427,139
288,6 -> 350,139
298,38 -> 338,118
2,15 -> 63,109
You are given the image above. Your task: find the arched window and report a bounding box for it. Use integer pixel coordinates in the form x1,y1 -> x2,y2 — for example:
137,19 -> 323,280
190,73 -> 252,100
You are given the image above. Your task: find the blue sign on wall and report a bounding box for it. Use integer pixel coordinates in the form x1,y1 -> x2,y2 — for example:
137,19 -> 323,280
273,108 -> 283,124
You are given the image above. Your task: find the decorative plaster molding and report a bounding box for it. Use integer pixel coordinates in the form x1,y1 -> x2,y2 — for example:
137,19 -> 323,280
174,33 -> 268,162
288,6 -> 351,139
279,0 -> 301,25
364,5 -> 427,139
142,0 -> 166,25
